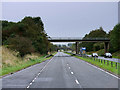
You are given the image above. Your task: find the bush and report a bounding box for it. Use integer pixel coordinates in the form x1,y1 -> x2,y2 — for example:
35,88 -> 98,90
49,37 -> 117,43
8,36 -> 35,57
110,23 -> 120,52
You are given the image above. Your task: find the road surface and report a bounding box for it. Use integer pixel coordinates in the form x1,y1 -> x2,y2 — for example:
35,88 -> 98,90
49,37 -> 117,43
2,52 -> 119,88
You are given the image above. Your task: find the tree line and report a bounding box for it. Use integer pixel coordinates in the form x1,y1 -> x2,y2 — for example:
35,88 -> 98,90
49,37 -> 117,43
78,24 -> 120,53
2,16 -> 56,57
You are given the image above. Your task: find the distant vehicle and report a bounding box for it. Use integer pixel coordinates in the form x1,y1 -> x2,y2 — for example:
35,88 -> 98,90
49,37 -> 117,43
92,53 -> 98,57
87,55 -> 92,57
104,53 -> 112,58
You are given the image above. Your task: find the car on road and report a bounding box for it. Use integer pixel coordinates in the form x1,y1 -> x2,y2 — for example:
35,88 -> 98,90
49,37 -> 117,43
92,53 -> 98,57
104,53 -> 112,58
86,54 -> 92,57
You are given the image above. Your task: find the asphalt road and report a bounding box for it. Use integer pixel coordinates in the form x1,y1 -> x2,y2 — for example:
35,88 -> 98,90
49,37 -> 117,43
2,52 -> 119,88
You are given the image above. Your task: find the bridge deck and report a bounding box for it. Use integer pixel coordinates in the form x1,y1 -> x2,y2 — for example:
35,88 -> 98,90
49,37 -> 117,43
48,37 -> 110,42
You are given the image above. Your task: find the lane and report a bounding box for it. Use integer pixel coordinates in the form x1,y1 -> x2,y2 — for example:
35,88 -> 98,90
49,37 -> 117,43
2,52 -> 119,88
63,53 -> 118,88
30,52 -> 80,88
30,52 -> 118,88
2,59 -> 50,88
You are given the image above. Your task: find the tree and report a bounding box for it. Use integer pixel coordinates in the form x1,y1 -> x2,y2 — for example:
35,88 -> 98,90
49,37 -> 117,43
2,16 -> 50,57
8,36 -> 34,57
110,23 -> 120,52
80,27 -> 107,52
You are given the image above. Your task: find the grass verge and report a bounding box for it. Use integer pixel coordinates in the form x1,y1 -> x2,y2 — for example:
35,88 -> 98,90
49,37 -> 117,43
65,52 -> 119,76
1,52 -> 57,76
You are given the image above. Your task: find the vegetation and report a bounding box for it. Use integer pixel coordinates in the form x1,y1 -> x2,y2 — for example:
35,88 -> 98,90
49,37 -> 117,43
2,16 -> 56,57
110,23 -> 120,53
1,16 -> 57,76
1,46 -> 57,76
65,52 -> 119,76
68,24 -> 120,58
79,27 -> 107,52
112,50 -> 120,59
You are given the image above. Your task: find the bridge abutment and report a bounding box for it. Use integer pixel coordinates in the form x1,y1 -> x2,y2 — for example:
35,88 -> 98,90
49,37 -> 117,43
104,42 -> 109,53
75,42 -> 79,54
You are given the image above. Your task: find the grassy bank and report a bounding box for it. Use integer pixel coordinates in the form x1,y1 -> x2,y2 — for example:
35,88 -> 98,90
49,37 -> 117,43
1,55 -> 53,76
87,49 -> 120,59
1,46 -> 57,76
112,50 -> 120,59
65,52 -> 119,76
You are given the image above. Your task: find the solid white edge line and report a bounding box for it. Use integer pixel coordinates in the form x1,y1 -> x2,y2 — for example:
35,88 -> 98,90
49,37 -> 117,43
85,61 -> 120,79
75,79 -> 79,84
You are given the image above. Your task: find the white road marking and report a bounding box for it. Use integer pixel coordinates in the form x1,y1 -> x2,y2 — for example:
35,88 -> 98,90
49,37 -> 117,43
30,83 -> 32,85
84,61 -> 120,79
67,64 -> 69,66
26,56 -> 55,88
71,72 -> 74,74
75,79 -> 79,84
27,86 -> 30,88
32,80 -> 35,82
69,67 -> 71,69
38,73 -> 40,75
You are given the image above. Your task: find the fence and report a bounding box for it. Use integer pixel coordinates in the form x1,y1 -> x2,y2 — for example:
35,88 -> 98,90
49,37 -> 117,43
82,56 -> 118,69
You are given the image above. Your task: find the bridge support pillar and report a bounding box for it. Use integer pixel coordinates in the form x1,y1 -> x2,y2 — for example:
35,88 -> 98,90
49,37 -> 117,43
75,42 -> 79,54
104,42 -> 109,53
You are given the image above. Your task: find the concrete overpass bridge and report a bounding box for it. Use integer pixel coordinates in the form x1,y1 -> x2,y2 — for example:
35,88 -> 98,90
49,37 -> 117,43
48,37 -> 110,54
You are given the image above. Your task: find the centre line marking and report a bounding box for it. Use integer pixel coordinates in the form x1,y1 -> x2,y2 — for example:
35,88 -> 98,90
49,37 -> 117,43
75,79 -> 79,84
27,86 -> 30,88
29,83 -> 32,85
71,72 -> 74,74
32,80 -> 35,82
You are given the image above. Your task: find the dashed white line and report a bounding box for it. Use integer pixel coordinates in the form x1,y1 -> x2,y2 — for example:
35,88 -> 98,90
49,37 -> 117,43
71,72 -> 74,74
32,80 -> 35,82
38,73 -> 40,75
29,83 -> 32,85
69,67 -> 71,69
75,79 -> 80,84
27,86 -> 30,88
26,56 -> 54,88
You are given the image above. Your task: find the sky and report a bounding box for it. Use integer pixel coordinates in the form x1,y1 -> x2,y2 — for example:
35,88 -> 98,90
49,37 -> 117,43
2,2 -> 118,44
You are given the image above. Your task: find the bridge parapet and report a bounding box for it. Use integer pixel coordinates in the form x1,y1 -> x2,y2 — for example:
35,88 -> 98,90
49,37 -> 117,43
48,37 -> 110,42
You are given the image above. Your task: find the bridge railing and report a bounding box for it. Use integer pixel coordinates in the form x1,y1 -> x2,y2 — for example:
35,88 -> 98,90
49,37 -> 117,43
48,37 -> 110,40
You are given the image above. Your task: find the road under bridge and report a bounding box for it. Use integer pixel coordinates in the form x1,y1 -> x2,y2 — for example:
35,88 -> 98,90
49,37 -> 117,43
48,37 -> 110,54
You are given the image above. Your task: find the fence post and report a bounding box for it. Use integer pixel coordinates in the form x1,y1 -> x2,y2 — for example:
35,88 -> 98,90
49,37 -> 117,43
115,62 -> 117,69
99,59 -> 100,62
107,60 -> 109,66
101,59 -> 102,63
111,61 -> 113,67
104,60 -> 105,64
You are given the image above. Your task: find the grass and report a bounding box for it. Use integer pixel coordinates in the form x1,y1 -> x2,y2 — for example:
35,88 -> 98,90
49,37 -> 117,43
87,49 -> 120,59
1,51 -> 57,76
65,52 -> 119,76
112,50 -> 120,59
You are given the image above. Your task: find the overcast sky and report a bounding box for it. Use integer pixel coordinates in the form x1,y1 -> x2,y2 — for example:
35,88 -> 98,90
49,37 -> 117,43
2,2 -> 118,44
